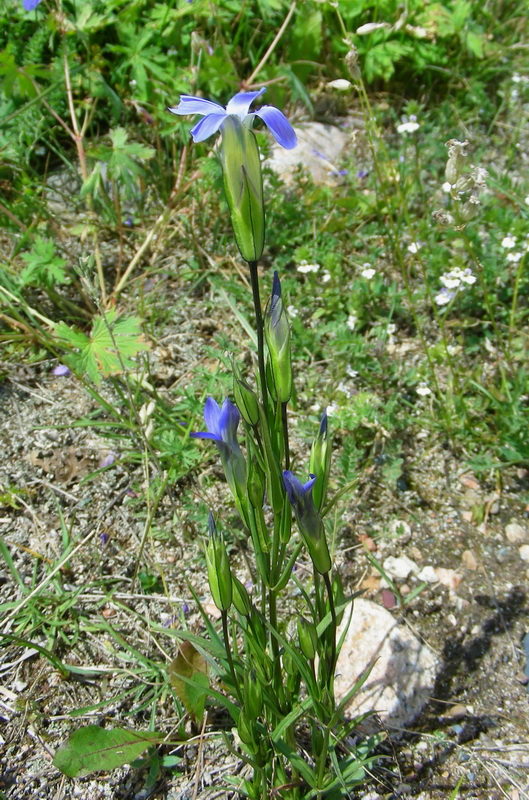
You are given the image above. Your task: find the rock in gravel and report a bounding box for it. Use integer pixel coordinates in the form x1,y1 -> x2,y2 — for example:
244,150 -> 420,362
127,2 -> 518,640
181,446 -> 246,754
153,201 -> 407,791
505,521 -> 529,545
519,545 -> 529,562
462,549 -> 478,570
417,565 -> 438,583
335,599 -> 439,731
383,555 -> 419,580
267,121 -> 350,184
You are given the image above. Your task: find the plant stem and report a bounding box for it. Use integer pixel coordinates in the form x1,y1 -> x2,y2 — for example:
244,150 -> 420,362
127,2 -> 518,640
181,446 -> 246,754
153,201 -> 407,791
281,401 -> 290,469
248,260 -> 269,417
221,611 -> 243,705
323,571 -> 337,693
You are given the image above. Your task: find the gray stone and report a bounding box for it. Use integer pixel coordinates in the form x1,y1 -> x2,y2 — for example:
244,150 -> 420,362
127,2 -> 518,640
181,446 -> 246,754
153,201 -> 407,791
267,121 -> 350,184
505,521 -> 529,545
335,599 -> 439,732
383,554 -> 419,580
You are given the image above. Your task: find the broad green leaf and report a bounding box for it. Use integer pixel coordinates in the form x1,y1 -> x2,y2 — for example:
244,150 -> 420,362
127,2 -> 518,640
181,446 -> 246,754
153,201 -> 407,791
169,640 -> 209,724
54,310 -> 149,384
53,726 -> 162,778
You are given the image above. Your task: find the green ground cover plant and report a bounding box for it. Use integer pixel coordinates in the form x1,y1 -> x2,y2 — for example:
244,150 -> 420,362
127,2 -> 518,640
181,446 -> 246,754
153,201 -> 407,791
1,0 -> 529,797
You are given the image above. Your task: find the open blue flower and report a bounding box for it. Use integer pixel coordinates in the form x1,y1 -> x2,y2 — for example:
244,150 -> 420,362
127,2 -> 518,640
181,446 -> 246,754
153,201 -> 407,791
283,470 -> 331,574
168,88 -> 297,150
23,0 -> 43,9
192,398 -> 248,521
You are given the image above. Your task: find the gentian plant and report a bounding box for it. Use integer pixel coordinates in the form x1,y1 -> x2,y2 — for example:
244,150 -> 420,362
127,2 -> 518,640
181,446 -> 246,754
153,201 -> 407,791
167,86 -> 379,800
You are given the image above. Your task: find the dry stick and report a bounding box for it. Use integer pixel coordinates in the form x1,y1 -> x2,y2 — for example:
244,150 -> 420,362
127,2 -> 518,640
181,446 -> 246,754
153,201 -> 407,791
113,168 -> 201,297
245,0 -> 297,87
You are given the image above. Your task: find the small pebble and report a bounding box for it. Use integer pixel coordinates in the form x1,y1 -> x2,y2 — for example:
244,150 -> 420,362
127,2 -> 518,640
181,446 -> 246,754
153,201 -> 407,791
383,555 -> 419,579
462,549 -> 478,570
505,522 -> 529,544
519,545 -> 529,562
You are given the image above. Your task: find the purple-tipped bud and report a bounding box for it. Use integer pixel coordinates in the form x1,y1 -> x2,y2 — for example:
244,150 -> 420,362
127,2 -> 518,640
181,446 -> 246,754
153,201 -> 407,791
265,272 -> 292,403
205,512 -> 232,612
309,409 -> 331,512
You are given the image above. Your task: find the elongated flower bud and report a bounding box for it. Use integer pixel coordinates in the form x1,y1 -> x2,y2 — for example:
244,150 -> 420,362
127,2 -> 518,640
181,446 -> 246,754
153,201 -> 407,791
244,668 -> 263,718
220,115 -> 264,263
265,272 -> 292,403
233,362 -> 260,426
232,575 -> 252,616
309,409 -> 331,512
205,513 -> 232,611
297,616 -> 318,661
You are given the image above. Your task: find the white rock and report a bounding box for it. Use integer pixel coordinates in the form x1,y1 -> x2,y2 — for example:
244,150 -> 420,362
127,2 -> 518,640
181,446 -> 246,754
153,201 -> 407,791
383,555 -> 419,580
266,122 -> 350,184
519,545 -> 529,562
505,522 -> 529,544
335,599 -> 439,731
417,565 -> 438,583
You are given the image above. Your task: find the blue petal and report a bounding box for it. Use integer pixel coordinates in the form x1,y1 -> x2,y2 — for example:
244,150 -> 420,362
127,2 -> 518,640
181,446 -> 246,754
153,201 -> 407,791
190,431 -> 222,442
219,398 -> 240,445
203,396 -> 222,436
303,474 -> 317,495
283,470 -> 306,507
254,106 -> 297,150
168,95 -> 225,116
190,113 -> 227,142
225,88 -> 266,118
23,0 -> 43,9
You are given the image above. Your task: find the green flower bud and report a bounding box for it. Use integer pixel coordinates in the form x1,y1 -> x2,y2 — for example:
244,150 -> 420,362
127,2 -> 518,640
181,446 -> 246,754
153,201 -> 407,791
233,363 -> 260,427
232,575 -> 252,616
244,668 -> 263,718
246,440 -> 265,509
297,616 -> 318,661
220,115 -> 264,263
238,712 -> 258,751
309,410 -> 331,512
264,272 -> 292,403
205,513 -> 232,612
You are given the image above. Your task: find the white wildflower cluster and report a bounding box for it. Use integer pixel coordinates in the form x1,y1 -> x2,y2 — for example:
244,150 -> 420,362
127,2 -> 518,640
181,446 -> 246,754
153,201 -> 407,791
434,267 -> 476,306
500,233 -> 529,264
346,314 -> 358,331
416,382 -> 432,397
297,260 -> 321,274
407,241 -> 422,254
360,263 -> 376,279
435,140 -> 488,225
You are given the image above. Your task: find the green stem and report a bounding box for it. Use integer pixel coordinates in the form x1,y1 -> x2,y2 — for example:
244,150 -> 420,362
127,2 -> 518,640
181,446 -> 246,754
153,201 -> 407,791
281,401 -> 290,470
248,260 -> 269,417
221,611 -> 243,705
323,571 -> 337,696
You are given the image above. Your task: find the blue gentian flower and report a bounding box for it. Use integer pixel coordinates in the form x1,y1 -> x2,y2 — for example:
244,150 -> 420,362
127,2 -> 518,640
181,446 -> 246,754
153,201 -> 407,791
192,398 -> 248,522
283,470 -> 331,574
168,88 -> 297,150
23,0 -> 43,9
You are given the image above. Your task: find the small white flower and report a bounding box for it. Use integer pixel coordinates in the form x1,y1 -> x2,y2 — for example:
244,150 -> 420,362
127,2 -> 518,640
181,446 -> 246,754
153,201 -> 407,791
322,270 -> 331,282
525,196 -> 529,206
326,403 -> 339,416
337,381 -> 351,397
397,121 -> 420,134
361,267 -> 376,279
346,314 -> 358,331
460,269 -> 476,284
506,251 -> 523,263
416,383 -> 432,396
356,22 -> 390,35
407,241 -> 421,254
297,260 -> 320,273
446,344 -> 459,355
440,273 -> 461,289
346,366 -> 358,378
328,79 -> 351,90
287,304 -> 299,318
387,323 -> 396,334
435,289 -> 454,306
501,235 -> 516,249
442,181 -> 452,193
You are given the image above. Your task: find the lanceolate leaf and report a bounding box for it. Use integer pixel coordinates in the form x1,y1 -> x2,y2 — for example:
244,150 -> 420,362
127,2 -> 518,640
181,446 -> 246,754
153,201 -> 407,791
52,726 -> 163,778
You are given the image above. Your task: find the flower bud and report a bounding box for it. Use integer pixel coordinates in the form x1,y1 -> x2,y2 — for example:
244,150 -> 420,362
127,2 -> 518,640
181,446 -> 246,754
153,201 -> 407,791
238,712 -> 258,750
265,272 -> 292,403
309,410 -> 331,512
220,115 -> 264,263
205,513 -> 232,611
244,668 -> 263,718
232,575 -> 252,616
297,616 -> 318,661
283,471 -> 332,575
233,363 -> 260,426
